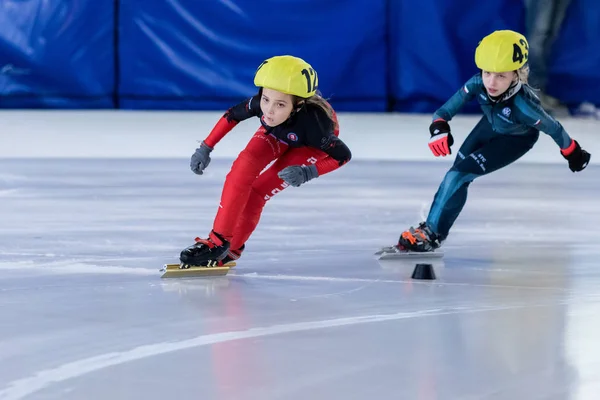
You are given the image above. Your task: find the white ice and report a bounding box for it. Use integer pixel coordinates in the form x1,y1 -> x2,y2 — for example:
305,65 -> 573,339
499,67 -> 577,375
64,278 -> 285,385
1,113 -> 600,400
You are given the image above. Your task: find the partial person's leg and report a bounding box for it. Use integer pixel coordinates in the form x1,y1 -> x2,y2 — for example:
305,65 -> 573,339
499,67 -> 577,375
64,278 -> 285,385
524,0 -> 555,91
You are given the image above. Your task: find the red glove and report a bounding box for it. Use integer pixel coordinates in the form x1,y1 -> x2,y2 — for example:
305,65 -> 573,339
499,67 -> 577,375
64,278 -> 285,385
428,119 -> 454,157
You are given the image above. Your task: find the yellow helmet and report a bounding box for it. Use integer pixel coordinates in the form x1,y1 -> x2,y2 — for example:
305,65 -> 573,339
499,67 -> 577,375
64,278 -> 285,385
254,55 -> 318,98
475,30 -> 529,72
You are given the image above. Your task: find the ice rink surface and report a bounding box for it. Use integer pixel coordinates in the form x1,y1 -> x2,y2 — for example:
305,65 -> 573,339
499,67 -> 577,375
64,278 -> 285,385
1,157 -> 599,400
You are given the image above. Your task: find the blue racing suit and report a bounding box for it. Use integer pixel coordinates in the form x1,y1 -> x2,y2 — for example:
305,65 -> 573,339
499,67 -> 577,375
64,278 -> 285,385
426,73 -> 572,239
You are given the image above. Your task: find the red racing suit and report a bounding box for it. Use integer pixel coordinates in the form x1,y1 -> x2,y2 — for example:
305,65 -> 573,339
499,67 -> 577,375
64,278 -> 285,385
203,94 -> 351,251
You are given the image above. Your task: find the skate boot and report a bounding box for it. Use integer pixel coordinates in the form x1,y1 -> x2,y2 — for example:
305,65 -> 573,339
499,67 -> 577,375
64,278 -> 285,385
397,222 -> 442,252
198,244 -> 246,267
179,230 -> 230,268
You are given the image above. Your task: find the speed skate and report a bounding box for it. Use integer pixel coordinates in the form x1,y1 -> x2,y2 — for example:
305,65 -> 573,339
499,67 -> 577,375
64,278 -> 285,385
374,246 -> 444,260
160,261 -> 237,278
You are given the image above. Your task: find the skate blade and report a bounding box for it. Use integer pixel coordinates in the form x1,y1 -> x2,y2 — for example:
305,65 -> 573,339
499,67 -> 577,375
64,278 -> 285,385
160,262 -> 236,279
373,246 -> 398,256
376,248 -> 444,260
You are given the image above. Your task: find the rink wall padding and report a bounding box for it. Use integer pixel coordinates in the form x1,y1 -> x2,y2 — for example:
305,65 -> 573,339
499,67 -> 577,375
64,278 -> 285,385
0,1 -> 115,108
116,0 -> 388,111
1,111 -> 599,167
0,0 -> 599,111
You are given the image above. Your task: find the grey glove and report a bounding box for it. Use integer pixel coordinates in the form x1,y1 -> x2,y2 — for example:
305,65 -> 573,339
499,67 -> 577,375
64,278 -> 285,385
190,141 -> 213,175
277,164 -> 319,187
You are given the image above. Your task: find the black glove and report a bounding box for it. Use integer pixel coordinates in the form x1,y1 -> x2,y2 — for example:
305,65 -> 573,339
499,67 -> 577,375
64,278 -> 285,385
277,165 -> 319,187
190,141 -> 213,175
428,119 -> 454,157
561,140 -> 591,172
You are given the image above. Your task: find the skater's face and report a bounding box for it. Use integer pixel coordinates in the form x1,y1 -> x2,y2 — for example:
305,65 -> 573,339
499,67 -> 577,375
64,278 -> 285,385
260,88 -> 294,127
482,70 -> 517,97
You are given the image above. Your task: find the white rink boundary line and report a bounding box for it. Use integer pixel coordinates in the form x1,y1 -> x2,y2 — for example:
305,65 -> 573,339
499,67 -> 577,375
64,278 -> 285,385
0,302 -> 571,400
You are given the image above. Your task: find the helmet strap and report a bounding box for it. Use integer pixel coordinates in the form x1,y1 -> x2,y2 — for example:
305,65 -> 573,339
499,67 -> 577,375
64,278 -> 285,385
288,98 -> 306,120
295,99 -> 306,112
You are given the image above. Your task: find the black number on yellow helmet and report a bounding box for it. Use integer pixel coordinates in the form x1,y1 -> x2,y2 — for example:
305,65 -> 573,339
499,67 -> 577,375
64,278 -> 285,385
512,39 -> 529,64
301,68 -> 318,93
512,43 -> 524,63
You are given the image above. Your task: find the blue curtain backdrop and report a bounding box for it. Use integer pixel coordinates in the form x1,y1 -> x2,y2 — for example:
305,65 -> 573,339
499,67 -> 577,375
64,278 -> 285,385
0,0 -> 598,111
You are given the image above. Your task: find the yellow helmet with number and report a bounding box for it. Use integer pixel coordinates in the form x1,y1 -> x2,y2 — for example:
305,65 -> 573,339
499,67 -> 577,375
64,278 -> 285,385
254,55 -> 318,98
475,30 -> 529,72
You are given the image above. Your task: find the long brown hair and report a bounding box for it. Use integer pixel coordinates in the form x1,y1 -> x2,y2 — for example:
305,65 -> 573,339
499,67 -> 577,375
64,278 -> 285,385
294,93 -> 338,130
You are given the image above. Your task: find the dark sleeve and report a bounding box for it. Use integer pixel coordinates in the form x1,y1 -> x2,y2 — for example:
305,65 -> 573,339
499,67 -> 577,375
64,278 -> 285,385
224,95 -> 261,122
317,135 -> 352,167
303,110 -> 351,174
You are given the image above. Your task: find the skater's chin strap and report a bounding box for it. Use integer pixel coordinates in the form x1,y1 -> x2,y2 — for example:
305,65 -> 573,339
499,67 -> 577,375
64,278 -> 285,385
488,80 -> 523,103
